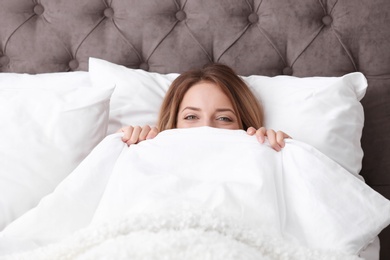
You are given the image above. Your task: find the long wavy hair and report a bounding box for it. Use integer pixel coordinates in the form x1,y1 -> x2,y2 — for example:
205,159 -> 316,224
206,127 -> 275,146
157,63 -> 264,131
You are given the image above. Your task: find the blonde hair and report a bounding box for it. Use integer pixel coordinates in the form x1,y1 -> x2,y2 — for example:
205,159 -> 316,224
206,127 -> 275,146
157,63 -> 263,131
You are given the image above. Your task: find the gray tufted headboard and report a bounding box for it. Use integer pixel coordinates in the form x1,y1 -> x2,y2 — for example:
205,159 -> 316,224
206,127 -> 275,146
1,0 -> 389,258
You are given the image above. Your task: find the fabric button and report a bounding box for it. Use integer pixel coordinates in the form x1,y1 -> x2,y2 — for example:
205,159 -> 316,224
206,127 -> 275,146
0,55 -> 10,67
139,62 -> 149,71
34,4 -> 44,15
68,59 -> 79,70
248,13 -> 259,24
104,8 -> 114,18
175,10 -> 186,21
282,66 -> 293,75
322,15 -> 333,26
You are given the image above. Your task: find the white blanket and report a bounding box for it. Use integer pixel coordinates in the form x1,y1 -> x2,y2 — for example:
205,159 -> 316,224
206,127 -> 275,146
0,127 -> 389,259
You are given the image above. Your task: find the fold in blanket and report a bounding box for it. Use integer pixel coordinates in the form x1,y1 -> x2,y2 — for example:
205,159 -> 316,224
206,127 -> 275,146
0,127 -> 389,258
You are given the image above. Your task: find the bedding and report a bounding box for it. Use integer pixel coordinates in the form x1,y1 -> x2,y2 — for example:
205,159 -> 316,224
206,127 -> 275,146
0,127 -> 389,259
89,58 -> 367,177
0,72 -> 114,231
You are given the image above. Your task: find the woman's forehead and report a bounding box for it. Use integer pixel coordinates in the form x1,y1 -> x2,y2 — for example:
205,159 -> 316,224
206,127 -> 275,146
181,82 -> 233,107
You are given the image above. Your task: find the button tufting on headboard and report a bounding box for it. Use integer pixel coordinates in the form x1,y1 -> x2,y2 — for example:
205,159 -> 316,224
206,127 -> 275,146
282,67 -> 293,76
68,60 -> 79,71
104,8 -> 114,19
0,0 -> 380,76
139,62 -> 149,71
248,13 -> 259,24
322,15 -> 333,26
33,4 -> 44,16
175,10 -> 186,21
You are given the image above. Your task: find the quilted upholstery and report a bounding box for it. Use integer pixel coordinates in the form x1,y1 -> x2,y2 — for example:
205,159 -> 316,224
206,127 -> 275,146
0,0 -> 389,258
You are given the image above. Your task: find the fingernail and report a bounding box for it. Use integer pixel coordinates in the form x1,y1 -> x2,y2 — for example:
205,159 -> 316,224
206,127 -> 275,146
258,136 -> 264,143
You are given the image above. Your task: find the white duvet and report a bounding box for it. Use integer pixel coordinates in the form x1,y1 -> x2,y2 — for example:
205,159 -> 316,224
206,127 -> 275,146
0,127 -> 389,260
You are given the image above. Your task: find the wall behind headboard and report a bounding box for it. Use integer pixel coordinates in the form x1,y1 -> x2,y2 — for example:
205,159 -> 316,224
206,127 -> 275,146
1,0 -> 389,257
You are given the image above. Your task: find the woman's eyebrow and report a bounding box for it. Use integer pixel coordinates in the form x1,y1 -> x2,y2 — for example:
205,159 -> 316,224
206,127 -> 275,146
181,106 -> 201,112
215,108 -> 236,114
181,107 -> 235,114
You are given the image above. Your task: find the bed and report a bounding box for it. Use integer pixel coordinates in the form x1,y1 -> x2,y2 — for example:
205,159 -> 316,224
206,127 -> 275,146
0,0 -> 389,259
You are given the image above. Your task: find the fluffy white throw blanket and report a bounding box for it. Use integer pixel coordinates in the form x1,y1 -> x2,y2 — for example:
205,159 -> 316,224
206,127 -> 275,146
2,210 -> 362,260
0,127 -> 389,259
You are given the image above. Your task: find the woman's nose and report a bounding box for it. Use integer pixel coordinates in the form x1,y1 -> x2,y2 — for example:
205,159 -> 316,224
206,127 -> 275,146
202,119 -> 215,128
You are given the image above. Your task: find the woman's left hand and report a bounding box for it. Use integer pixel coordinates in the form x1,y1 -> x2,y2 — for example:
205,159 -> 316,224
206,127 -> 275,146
247,127 -> 291,152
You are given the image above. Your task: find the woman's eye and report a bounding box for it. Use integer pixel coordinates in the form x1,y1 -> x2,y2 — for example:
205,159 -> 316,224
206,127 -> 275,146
217,117 -> 232,122
184,115 -> 197,120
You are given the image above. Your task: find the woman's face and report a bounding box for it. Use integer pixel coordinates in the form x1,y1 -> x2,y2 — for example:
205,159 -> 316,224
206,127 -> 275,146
176,81 -> 240,129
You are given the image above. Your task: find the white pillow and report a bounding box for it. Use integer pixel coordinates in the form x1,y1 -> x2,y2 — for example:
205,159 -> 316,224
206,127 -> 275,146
245,73 -> 366,177
0,72 -> 115,231
88,58 -> 179,134
88,58 -> 367,177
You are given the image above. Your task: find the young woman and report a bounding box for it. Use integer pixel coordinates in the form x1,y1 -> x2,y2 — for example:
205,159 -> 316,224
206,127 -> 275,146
119,63 -> 290,151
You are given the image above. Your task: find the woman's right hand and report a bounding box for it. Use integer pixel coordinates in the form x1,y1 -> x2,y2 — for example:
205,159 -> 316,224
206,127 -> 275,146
118,125 -> 159,145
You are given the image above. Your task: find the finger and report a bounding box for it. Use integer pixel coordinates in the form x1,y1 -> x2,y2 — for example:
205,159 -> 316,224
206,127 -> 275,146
267,129 -> 281,152
127,126 -> 142,145
138,125 -> 152,142
255,127 -> 266,143
276,131 -> 291,148
146,127 -> 159,140
276,131 -> 287,148
246,127 -> 256,135
121,126 -> 134,142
